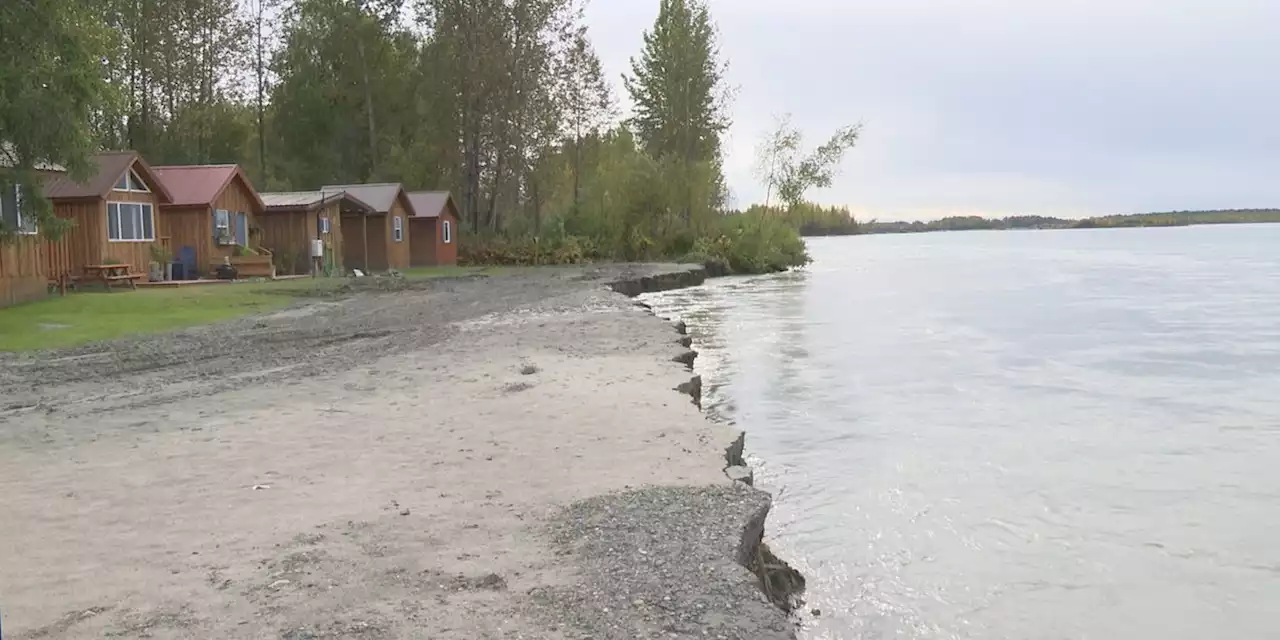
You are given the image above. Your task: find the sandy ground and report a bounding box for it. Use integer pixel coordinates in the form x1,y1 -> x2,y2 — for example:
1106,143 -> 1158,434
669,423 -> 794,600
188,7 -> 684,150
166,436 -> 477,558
0,266 -> 792,639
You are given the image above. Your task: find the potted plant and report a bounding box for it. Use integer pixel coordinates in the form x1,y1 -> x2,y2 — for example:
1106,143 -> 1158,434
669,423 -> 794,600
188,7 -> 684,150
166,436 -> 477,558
150,244 -> 173,281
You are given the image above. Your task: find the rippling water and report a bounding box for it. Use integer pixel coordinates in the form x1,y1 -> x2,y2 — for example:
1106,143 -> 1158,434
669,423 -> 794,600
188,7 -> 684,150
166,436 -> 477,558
642,225 -> 1280,640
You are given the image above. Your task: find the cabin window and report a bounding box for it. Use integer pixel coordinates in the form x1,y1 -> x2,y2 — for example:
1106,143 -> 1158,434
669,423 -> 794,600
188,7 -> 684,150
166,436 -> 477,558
0,184 -> 37,235
113,169 -> 150,192
392,215 -> 403,242
319,217 -> 331,234
107,202 -> 155,241
213,209 -> 230,243
442,220 -> 452,244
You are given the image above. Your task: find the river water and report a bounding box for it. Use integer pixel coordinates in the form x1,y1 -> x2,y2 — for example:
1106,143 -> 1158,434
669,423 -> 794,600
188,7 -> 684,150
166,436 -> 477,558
641,225 -> 1280,640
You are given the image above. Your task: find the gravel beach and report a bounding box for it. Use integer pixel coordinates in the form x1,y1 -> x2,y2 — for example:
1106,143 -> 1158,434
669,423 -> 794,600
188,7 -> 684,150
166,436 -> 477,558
0,265 -> 796,639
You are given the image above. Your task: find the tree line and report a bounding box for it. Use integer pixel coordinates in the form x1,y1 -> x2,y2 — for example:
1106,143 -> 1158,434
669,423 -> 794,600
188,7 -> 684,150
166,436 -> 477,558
3,0 -> 846,272
859,210 -> 1280,234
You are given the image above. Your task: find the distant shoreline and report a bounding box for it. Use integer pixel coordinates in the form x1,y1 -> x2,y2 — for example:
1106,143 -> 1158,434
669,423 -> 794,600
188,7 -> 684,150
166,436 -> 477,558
801,209 -> 1280,237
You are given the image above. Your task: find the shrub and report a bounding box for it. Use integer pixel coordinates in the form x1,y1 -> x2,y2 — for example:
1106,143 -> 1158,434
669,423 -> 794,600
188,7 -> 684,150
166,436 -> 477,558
458,233 -> 606,266
689,212 -> 810,274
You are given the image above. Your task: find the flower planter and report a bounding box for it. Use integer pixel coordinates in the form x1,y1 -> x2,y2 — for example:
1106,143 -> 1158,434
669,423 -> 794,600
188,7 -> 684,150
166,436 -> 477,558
225,254 -> 276,279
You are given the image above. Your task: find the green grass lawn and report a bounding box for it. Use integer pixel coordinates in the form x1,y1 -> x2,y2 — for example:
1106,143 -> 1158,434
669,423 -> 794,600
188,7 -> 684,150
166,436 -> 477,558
0,267 -> 496,351
0,285 -> 296,351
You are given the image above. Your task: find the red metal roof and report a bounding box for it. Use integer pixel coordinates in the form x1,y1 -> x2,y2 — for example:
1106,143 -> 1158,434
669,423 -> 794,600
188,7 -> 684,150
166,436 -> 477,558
152,164 -> 264,210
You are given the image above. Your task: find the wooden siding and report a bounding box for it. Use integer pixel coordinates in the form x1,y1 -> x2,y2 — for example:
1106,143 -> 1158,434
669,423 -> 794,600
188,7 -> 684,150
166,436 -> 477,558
208,174 -> 262,270
103,189 -> 163,277
159,173 -> 264,277
46,199 -> 102,276
367,215 -> 389,271
0,235 -> 49,307
408,210 -> 458,267
322,202 -> 344,273
103,190 -> 161,276
258,209 -> 310,274
386,196 -> 411,270
439,210 -> 458,266
340,213 -> 366,272
257,202 -> 344,275
162,207 -> 209,277
46,181 -> 165,280
409,218 -> 436,266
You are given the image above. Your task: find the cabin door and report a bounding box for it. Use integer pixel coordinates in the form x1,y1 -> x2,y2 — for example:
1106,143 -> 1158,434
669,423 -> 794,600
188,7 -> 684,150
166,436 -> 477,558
235,212 -> 248,246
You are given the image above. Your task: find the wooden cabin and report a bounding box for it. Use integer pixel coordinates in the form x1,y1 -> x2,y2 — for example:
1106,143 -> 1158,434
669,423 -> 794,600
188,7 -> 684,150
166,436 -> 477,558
40,151 -> 173,283
321,183 -> 414,272
257,191 -> 374,275
152,165 -> 266,278
405,191 -> 460,267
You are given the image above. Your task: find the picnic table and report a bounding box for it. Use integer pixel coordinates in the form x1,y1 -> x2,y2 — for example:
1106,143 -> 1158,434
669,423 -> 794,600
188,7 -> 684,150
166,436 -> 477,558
84,264 -> 143,291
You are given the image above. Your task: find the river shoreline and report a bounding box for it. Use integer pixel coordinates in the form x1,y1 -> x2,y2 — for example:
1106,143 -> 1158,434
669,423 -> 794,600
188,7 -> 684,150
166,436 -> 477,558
0,264 -> 801,639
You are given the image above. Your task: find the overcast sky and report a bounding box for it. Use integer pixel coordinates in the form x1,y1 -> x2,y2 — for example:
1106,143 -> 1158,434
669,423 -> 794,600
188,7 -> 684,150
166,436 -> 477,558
584,0 -> 1280,220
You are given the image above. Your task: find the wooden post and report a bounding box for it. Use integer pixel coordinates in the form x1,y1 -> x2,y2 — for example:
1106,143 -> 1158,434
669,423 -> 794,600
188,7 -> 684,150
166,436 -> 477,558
362,214 -> 369,272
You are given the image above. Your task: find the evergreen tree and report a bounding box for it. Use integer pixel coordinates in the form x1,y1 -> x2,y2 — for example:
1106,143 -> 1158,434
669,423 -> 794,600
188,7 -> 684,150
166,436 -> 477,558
623,0 -> 730,226
623,0 -> 728,163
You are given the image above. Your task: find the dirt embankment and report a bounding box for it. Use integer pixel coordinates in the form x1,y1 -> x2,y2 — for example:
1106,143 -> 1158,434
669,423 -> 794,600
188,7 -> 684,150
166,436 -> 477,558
0,264 -> 797,639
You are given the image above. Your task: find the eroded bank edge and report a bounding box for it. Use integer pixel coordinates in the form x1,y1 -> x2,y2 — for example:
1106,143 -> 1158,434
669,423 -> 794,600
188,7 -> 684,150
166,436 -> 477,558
609,266 -> 808,615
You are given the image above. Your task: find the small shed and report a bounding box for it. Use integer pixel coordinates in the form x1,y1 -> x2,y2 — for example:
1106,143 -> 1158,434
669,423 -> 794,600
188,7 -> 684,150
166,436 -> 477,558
405,191 -> 460,266
152,164 -> 266,278
258,191 -> 374,275
321,183 -> 415,272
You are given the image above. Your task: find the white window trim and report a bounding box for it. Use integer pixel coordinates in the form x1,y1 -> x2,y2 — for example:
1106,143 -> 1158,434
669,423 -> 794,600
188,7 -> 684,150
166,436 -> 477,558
392,215 -> 403,242
113,168 -> 151,193
214,209 -> 231,231
319,217 -> 331,234
107,201 -> 155,243
442,219 -> 452,244
4,184 -> 38,235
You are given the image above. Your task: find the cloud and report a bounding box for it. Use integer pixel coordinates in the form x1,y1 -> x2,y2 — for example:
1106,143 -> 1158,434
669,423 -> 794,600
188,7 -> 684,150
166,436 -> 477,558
585,0 -> 1280,219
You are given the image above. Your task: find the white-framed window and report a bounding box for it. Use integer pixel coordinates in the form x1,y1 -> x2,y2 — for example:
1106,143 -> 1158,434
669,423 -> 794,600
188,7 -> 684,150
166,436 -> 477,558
319,217 -> 331,234
107,202 -> 154,241
213,208 -> 230,241
442,219 -> 452,244
0,184 -> 37,235
114,168 -> 150,192
392,215 -> 403,242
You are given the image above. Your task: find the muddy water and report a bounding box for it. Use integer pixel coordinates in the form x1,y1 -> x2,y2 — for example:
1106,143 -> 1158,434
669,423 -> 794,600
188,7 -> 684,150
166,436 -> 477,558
642,225 -> 1280,639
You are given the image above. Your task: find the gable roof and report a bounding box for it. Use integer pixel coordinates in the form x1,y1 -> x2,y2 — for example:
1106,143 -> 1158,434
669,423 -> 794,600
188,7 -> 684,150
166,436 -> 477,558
152,164 -> 264,210
321,183 -> 414,216
260,190 -> 374,213
404,191 -> 459,219
42,151 -> 172,202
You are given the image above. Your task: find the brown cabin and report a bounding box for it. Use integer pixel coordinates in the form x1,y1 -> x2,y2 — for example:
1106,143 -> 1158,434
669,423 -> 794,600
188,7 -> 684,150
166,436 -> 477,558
1,158 -> 65,306
257,191 -> 374,275
405,191 -> 460,267
152,165 -> 266,278
322,183 -> 414,272
41,151 -> 174,282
